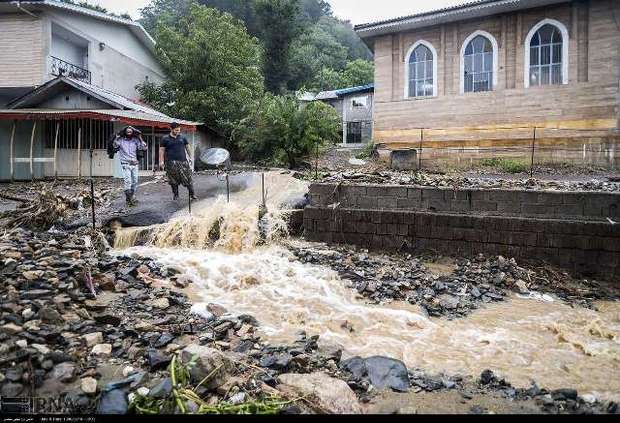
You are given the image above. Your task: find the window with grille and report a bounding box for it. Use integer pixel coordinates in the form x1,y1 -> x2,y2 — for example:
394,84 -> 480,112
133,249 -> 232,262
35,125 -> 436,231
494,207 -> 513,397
44,119 -> 113,150
408,44 -> 434,98
464,35 -> 494,93
529,24 -> 563,87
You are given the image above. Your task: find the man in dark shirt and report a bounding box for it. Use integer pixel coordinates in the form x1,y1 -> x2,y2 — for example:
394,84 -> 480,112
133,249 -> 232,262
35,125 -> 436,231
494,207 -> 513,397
159,123 -> 197,201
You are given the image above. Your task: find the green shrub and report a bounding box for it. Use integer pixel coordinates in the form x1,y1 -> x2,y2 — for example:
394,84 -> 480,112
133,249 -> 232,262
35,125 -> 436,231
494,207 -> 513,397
480,158 -> 528,174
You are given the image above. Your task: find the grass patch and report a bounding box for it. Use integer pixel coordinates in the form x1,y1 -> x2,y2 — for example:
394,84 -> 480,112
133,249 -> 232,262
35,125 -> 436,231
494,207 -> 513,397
355,143 -> 375,160
480,158 -> 529,174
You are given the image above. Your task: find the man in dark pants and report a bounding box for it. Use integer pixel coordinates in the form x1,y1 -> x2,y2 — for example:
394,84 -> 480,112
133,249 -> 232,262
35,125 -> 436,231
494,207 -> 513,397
159,123 -> 197,201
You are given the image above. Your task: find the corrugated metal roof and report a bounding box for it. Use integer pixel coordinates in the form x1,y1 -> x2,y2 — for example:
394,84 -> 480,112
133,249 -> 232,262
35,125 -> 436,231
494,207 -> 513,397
0,109 -> 201,129
67,78 -> 169,117
314,83 -> 375,101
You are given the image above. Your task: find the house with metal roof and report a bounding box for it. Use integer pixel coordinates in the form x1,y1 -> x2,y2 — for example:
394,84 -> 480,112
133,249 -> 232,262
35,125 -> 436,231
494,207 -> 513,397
312,84 -> 375,147
0,1 -> 219,181
355,0 -> 620,169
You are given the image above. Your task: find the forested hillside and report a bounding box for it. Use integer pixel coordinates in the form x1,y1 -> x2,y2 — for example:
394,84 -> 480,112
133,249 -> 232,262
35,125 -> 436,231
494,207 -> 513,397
139,0 -> 373,93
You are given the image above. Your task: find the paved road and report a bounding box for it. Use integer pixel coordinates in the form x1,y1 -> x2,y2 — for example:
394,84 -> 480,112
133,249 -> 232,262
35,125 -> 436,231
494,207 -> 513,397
98,172 -> 257,227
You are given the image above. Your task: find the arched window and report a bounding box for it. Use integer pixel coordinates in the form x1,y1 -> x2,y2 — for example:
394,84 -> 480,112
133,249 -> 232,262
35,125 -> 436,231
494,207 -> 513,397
525,19 -> 569,87
406,43 -> 436,98
463,35 -> 494,93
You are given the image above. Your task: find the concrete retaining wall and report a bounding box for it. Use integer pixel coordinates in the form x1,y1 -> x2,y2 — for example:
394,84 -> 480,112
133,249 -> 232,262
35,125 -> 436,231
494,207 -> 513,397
304,184 -> 620,277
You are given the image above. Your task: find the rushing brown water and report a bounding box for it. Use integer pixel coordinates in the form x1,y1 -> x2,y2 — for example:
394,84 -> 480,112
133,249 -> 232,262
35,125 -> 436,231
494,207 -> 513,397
114,171 -> 620,402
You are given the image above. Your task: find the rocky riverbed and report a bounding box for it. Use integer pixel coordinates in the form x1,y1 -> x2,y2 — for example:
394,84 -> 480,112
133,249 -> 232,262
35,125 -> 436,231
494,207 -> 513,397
289,243 -> 619,318
1,226 -> 618,415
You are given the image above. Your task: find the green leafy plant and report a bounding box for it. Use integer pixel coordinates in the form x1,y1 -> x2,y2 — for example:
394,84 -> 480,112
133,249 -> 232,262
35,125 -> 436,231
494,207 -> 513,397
480,158 -> 529,174
129,354 -> 299,415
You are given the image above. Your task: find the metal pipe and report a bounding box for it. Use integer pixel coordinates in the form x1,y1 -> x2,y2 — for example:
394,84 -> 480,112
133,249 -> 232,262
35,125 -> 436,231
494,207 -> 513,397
29,120 -> 37,182
53,121 -> 60,180
226,173 -> 230,203
261,172 -> 266,208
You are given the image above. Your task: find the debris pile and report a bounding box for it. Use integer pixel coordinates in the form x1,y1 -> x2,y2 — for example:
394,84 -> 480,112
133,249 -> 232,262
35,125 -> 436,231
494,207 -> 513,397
290,245 -> 618,318
316,171 -> 620,193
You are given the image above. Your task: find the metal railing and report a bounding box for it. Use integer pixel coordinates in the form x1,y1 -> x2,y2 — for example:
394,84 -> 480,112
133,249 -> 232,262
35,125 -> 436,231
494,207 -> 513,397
50,56 -> 91,84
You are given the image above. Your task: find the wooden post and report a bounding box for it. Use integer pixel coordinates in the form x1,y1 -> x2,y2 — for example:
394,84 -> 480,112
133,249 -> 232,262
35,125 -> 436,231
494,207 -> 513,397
530,127 -> 537,178
191,130 -> 196,170
151,126 -> 156,173
77,125 -> 82,179
29,121 -> 37,182
419,128 -> 424,171
9,121 -> 15,182
53,121 -> 60,180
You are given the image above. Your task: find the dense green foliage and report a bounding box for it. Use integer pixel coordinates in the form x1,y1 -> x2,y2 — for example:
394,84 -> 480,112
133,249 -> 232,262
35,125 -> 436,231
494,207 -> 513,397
137,0 -> 368,166
139,0 -> 372,92
237,95 -> 341,168
137,5 -> 264,145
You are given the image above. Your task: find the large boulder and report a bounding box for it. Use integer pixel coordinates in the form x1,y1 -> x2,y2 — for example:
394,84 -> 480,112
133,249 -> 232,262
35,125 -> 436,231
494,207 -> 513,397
180,344 -> 234,390
341,356 -> 410,393
278,372 -> 363,414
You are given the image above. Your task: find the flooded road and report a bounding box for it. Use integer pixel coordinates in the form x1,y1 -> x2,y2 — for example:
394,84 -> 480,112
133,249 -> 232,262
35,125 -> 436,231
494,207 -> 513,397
114,170 -> 620,402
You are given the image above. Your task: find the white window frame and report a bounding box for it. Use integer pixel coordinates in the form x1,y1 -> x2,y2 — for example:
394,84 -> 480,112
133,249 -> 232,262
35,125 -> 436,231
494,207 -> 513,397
404,40 -> 438,99
524,18 -> 569,88
460,30 -> 499,94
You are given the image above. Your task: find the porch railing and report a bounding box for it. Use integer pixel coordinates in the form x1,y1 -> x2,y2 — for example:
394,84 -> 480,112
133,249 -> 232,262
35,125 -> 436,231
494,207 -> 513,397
50,56 -> 91,84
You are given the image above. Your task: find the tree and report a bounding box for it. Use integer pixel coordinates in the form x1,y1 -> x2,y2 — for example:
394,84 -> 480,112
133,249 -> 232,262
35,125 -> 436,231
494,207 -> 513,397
137,4 -> 265,146
254,0 -> 303,94
139,0 -> 194,33
310,59 -> 374,91
239,95 -> 340,168
288,25 -> 348,90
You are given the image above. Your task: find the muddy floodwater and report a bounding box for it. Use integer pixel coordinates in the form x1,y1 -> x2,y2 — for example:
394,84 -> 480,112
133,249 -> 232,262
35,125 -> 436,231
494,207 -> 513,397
114,171 -> 620,403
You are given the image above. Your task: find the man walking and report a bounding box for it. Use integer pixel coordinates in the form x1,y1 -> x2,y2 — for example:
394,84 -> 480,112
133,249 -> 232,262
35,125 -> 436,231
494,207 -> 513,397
159,122 -> 197,201
114,126 -> 147,207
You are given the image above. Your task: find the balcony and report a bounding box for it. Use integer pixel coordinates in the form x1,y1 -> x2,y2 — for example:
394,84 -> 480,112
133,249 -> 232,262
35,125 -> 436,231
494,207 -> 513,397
50,56 -> 91,84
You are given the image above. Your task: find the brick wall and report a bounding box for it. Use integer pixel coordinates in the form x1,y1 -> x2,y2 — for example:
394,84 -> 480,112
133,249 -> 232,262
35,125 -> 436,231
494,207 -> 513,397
304,184 -> 620,277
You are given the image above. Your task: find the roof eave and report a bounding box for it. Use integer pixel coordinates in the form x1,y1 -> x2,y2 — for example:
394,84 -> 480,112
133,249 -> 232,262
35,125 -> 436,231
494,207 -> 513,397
19,0 -> 157,52
355,0 -> 569,39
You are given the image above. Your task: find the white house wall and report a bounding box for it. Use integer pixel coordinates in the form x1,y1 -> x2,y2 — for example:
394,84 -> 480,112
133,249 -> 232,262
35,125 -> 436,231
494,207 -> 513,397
43,11 -> 165,99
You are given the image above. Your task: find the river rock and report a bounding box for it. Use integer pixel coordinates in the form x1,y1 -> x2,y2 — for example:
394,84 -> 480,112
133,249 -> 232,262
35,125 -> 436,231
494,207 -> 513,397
147,349 -> 171,371
81,377 -> 98,394
1,383 -> 24,397
206,303 -> 227,317
38,307 -> 63,324
480,369 -> 496,385
552,388 -> 578,401
515,280 -> 529,294
83,332 -> 104,347
149,298 -> 170,310
1,323 -> 23,334
91,344 -> 112,357
97,389 -> 128,415
149,378 -> 173,399
52,362 -> 77,383
278,372 -> 362,414
180,344 -> 233,389
364,356 -> 409,392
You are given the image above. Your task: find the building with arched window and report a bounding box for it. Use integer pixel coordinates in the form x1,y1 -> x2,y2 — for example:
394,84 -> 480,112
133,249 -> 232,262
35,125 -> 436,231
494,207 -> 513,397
355,0 -> 620,168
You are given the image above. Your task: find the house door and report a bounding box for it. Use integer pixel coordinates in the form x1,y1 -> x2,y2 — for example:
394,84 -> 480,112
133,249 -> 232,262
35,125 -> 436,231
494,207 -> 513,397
346,122 -> 362,144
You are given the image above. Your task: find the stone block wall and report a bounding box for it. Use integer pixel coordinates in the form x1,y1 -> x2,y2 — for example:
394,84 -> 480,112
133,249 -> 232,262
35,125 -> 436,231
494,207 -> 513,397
309,184 -> 620,221
304,184 -> 620,278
